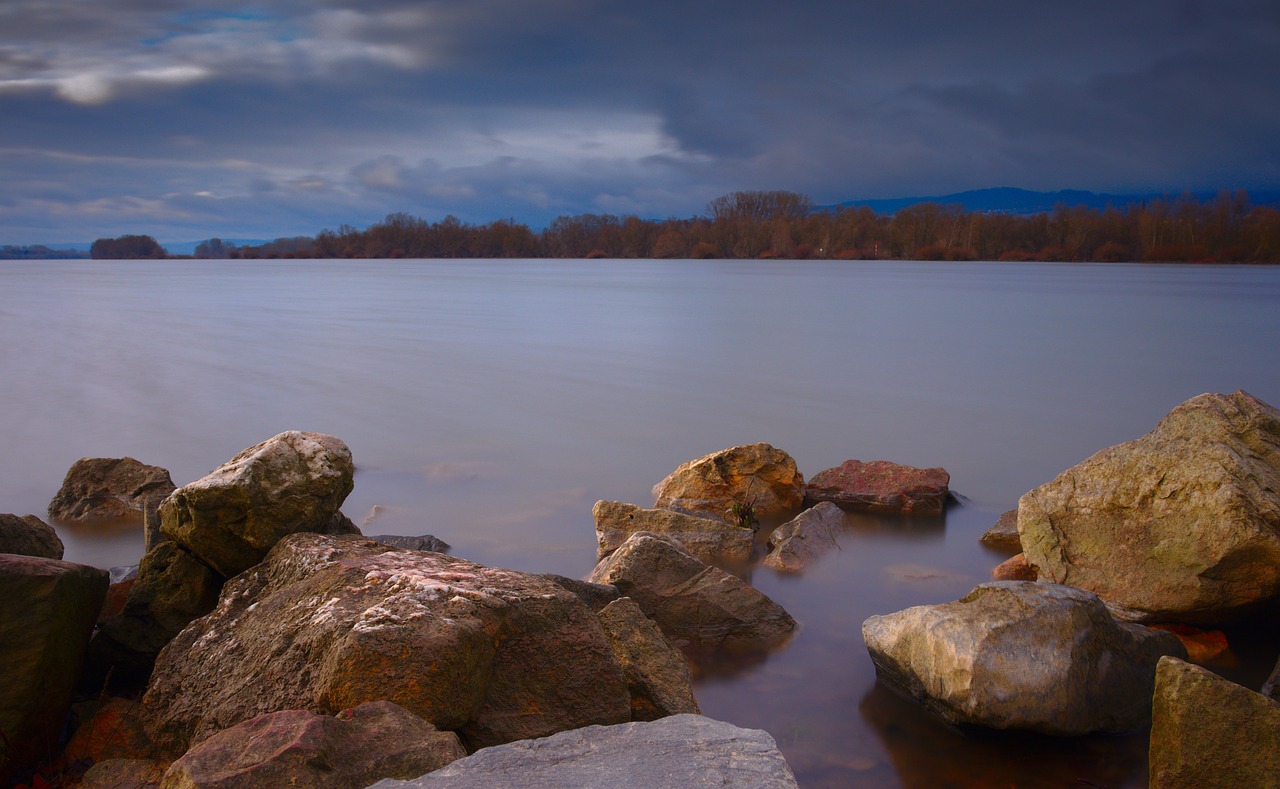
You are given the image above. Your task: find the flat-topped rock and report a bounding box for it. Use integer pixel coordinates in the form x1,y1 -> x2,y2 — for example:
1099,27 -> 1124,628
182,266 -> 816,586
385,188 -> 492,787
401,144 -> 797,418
805,459 -> 949,515
594,500 -> 753,564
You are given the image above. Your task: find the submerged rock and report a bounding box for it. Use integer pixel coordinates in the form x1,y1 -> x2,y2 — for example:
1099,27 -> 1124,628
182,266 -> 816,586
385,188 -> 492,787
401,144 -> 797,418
1019,390 -> 1280,623
762,502 -> 844,573
805,459 -> 949,515
0,512 -> 64,559
652,443 -> 805,522
978,509 -> 1021,551
593,500 -> 753,564
48,456 -> 176,524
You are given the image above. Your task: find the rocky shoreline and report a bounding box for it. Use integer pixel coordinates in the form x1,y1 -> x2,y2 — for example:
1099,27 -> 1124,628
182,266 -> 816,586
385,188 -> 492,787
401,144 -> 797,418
2,391 -> 1279,787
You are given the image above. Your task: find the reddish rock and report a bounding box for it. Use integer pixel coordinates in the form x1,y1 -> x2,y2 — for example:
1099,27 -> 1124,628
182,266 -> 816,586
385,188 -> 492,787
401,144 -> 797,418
1148,624 -> 1230,665
991,553 -> 1037,581
56,698 -> 160,780
804,460 -> 949,515
99,576 -> 137,622
48,457 -> 175,524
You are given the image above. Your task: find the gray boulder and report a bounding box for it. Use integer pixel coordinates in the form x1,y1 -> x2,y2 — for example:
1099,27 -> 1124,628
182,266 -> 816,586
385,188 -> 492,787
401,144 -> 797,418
597,597 -> 700,720
371,534 -> 451,553
368,714 -> 799,788
594,500 -> 753,564
48,456 -> 176,523
1019,390 -> 1280,623
978,509 -> 1021,551
1150,656 -> 1280,787
862,581 -> 1186,735
652,443 -> 805,522
762,502 -> 844,573
0,512 -> 64,559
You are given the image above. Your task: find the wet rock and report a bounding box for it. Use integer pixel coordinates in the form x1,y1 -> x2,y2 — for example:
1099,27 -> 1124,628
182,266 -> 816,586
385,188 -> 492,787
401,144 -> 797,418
0,512 -> 64,559
978,509 -> 1021,551
48,457 -> 176,524
990,552 -> 1036,581
805,459 -> 949,515
0,554 -> 108,785
371,534 -> 451,553
762,502 -> 844,573
79,758 -> 168,788
594,500 -> 753,564
1019,390 -> 1280,623
652,443 -> 805,522
588,532 -> 796,652
1150,656 -> 1280,787
141,533 -> 632,755
598,597 -> 700,720
160,701 -> 466,789
159,431 -> 357,578
368,714 -> 800,789
862,581 -> 1186,735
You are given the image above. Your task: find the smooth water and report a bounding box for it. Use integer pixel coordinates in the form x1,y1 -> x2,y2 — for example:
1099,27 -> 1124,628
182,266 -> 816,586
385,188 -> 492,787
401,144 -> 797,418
3,259 -> 1279,787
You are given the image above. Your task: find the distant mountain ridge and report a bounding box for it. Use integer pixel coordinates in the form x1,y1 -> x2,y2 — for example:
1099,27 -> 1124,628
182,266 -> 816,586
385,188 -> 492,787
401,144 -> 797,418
824,187 -> 1280,216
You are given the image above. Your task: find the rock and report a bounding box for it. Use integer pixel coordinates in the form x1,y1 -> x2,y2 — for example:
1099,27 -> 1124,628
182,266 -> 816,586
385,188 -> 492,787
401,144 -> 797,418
652,443 -> 805,522
1265,655 -> 1280,702
1147,624 -> 1230,665
371,534 -> 451,553
537,574 -> 621,613
593,500 -> 753,564
978,509 -> 1021,551
100,574 -> 137,622
1150,656 -> 1280,787
597,597 -> 700,720
0,554 -> 108,785
56,697 -> 159,778
367,714 -> 800,789
141,533 -> 632,755
160,701 -> 466,789
48,457 -> 176,523
1018,390 -> 1280,623
143,496 -> 168,553
588,532 -> 796,652
762,501 -> 844,573
0,512 -> 64,559
804,459 -> 949,515
990,553 -> 1036,581
79,758 -> 168,788
861,581 -> 1186,735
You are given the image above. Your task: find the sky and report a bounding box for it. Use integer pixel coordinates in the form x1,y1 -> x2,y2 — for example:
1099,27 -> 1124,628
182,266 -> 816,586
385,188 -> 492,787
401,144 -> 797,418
2,0 -> 1279,245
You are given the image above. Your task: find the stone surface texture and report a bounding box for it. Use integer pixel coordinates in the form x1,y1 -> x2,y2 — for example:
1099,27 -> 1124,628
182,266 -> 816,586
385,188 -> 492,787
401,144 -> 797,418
48,456 -> 176,524
1149,656 -> 1280,788
862,581 -> 1186,735
141,533 -> 633,756
990,553 -> 1037,581
805,459 -> 950,515
594,500 -> 753,564
371,534 -> 451,553
0,512 -> 64,559
368,714 -> 800,789
762,501 -> 845,573
79,758 -> 168,788
652,443 -> 805,522
979,509 -> 1021,551
1018,390 -> 1280,623
597,597 -> 700,720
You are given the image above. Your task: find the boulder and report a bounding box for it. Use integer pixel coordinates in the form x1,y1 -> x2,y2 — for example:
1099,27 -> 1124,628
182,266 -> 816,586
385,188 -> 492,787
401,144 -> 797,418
48,457 -> 176,523
160,701 -> 466,789
537,574 -> 621,613
652,443 -> 805,522
588,532 -> 796,652
804,459 -> 949,515
861,581 -> 1186,735
593,500 -> 753,564
371,534 -> 451,553
56,697 -> 159,780
367,714 -> 799,789
978,509 -> 1021,551
1018,390 -> 1280,623
990,553 -> 1036,581
762,501 -> 844,573
1150,656 -> 1280,787
597,597 -> 700,720
0,512 -> 63,559
159,431 -> 357,578
141,533 -> 632,756
1146,624 -> 1229,665
79,759 -> 168,788
0,554 -> 108,785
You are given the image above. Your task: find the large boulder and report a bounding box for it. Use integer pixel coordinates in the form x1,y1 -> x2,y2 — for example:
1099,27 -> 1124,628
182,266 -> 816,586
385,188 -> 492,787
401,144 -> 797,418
861,581 -> 1185,735
368,714 -> 800,789
652,443 -> 805,522
48,457 -> 176,523
593,500 -> 753,564
141,533 -> 633,755
0,513 -> 64,559
1018,390 -> 1280,623
0,554 -> 108,785
588,532 -> 796,652
804,459 -> 949,515
597,597 -> 700,720
159,431 -> 357,578
762,502 -> 844,573
160,701 -> 466,789
1150,656 -> 1280,787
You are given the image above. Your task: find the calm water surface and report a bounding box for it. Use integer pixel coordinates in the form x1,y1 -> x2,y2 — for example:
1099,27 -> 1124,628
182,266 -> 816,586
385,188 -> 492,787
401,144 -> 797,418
3,259 -> 1279,787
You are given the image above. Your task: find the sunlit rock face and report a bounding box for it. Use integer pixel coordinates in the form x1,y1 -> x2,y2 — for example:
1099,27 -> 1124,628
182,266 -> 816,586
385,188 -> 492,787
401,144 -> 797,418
652,443 -> 805,522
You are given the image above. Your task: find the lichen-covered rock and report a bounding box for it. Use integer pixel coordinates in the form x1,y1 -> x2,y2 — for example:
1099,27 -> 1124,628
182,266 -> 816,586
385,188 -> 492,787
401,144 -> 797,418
597,597 -> 700,720
1019,390 -> 1280,623
862,582 -> 1186,735
48,457 -> 176,523
159,701 -> 466,789
159,431 -> 356,578
0,554 -> 108,785
593,500 -> 753,564
979,509 -> 1021,551
1150,656 -> 1280,787
652,443 -> 804,522
0,512 -> 64,559
141,534 -> 632,755
805,459 -> 949,515
763,502 -> 845,573
588,532 -> 796,652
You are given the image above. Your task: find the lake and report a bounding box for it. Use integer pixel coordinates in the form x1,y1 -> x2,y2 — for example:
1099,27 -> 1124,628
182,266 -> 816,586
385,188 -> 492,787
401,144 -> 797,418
3,259 -> 1279,787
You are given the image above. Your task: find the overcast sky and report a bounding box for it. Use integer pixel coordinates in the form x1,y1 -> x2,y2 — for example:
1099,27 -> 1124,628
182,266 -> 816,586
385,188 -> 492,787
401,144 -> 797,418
3,0 -> 1278,244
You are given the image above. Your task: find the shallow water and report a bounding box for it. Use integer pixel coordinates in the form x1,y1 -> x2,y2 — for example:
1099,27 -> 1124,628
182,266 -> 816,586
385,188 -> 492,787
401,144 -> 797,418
3,258 -> 1279,786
